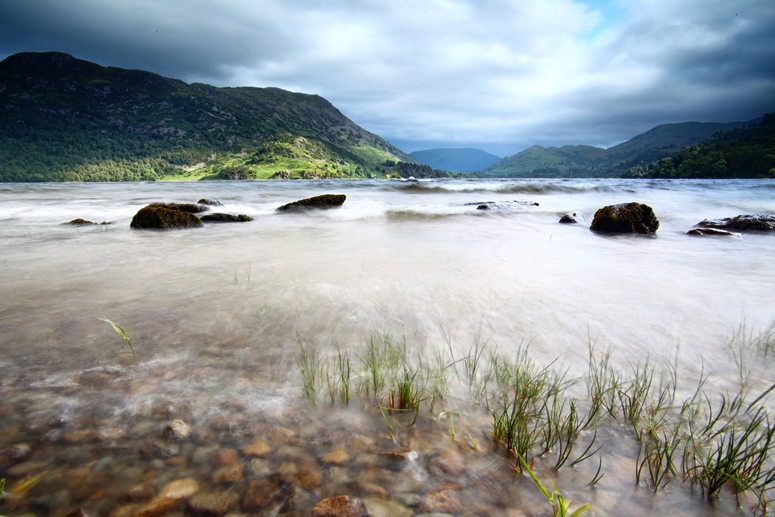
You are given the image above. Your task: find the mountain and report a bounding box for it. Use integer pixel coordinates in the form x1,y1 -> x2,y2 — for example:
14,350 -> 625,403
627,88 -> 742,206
409,148 -> 501,172
0,52 -> 416,182
624,113 -> 775,179
482,120 -> 752,178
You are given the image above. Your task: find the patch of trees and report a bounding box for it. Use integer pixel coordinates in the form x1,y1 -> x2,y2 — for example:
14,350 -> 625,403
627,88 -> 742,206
624,114 -> 775,179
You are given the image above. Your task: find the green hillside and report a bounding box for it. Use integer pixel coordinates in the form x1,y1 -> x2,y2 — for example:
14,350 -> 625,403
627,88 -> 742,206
482,120 -> 751,178
0,52 -> 416,182
409,148 -> 500,172
624,114 -> 775,179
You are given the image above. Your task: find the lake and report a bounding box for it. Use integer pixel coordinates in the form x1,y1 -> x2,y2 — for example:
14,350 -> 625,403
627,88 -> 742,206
1,178 -> 774,516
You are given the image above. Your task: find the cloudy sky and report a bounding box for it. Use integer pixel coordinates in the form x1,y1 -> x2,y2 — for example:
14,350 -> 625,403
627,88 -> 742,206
1,0 -> 774,157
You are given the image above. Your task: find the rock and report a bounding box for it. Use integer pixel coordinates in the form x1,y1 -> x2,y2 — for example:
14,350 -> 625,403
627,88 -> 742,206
135,496 -> 182,517
242,480 -> 281,510
433,449 -> 467,476
164,419 -> 191,441
198,199 -> 223,206
212,464 -> 243,483
200,213 -> 253,223
63,509 -> 92,517
267,426 -> 296,443
311,495 -> 366,517
242,439 -> 270,457
286,486 -> 317,514
694,214 -> 775,232
364,497 -> 413,517
687,227 -> 742,238
0,443 -> 32,463
211,448 -> 240,467
276,194 -> 346,212
418,490 -> 463,514
246,458 -> 273,477
590,202 -> 659,234
392,493 -> 422,507
559,213 -> 579,224
158,478 -> 200,499
165,203 -> 208,213
188,491 -> 240,515
124,482 -> 156,502
321,448 -> 350,465
130,203 -> 204,230
476,204 -> 490,210
64,218 -> 96,225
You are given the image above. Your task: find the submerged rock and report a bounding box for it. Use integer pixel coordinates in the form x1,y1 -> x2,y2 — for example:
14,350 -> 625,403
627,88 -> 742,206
188,490 -> 239,515
163,419 -> 191,441
197,198 -> 223,206
199,213 -> 253,222
687,227 -> 743,238
276,194 -> 346,212
130,203 -> 204,230
64,218 -> 96,225
694,214 -> 775,232
590,202 -> 659,234
559,213 -> 580,224
311,495 -> 366,517
418,489 -> 463,514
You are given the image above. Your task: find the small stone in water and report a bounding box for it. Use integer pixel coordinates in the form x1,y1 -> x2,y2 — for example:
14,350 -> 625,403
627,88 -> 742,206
392,493 -> 421,507
311,495 -> 366,517
63,508 -> 92,517
363,497 -> 413,517
211,448 -> 240,467
188,491 -> 240,515
212,463 -> 243,483
267,426 -> 296,444
433,449 -> 467,476
124,482 -> 156,502
0,443 -> 32,463
242,439 -> 270,457
246,458 -> 273,478
321,448 -> 350,465
419,490 -> 463,514
158,478 -> 200,499
242,480 -> 281,510
164,419 -> 191,441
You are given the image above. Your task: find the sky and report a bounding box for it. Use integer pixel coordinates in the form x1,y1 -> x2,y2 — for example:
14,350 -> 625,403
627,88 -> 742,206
1,0 -> 774,157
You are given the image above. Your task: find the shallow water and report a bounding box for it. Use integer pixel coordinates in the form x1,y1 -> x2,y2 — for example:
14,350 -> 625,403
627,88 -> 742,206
1,178 -> 774,516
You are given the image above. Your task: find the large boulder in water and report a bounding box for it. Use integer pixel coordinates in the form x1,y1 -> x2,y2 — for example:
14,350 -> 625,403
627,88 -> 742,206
277,194 -> 346,212
693,214 -> 775,232
130,203 -> 204,230
590,202 -> 659,234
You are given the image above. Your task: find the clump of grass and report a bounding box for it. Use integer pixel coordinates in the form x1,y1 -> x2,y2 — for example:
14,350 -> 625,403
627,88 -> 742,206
99,317 -> 136,357
505,449 -> 590,517
297,340 -> 322,404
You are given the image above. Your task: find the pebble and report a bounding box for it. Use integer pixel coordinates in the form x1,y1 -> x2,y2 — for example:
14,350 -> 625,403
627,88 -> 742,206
419,490 -> 463,514
158,478 -> 200,499
241,439 -> 270,457
286,485 -> 317,513
363,497 -> 413,517
433,449 -> 467,476
188,491 -> 240,515
392,493 -> 422,507
0,443 -> 32,463
164,420 -> 191,441
212,464 -> 243,483
321,448 -> 350,465
134,496 -> 182,517
211,448 -> 240,467
267,426 -> 296,444
242,480 -> 281,510
124,482 -> 156,502
245,458 -> 273,478
7,460 -> 49,477
311,495 -> 366,517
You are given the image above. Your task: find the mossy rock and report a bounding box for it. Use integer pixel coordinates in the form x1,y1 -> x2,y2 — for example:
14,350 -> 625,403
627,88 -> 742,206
695,214 -> 775,232
276,194 -> 346,212
165,203 -> 208,213
200,213 -> 253,222
64,218 -> 96,225
130,203 -> 204,230
590,202 -> 659,234
197,198 -> 223,207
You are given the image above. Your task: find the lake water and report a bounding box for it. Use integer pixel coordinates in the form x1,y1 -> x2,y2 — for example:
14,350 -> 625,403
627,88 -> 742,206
1,178 -> 774,516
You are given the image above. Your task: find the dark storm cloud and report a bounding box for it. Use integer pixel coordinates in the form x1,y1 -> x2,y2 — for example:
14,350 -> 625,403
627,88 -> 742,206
1,0 -> 773,156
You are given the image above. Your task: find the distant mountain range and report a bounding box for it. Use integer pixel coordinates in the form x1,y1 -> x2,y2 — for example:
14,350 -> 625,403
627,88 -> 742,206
0,52 -> 419,182
482,120 -> 754,177
409,148 -> 501,172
